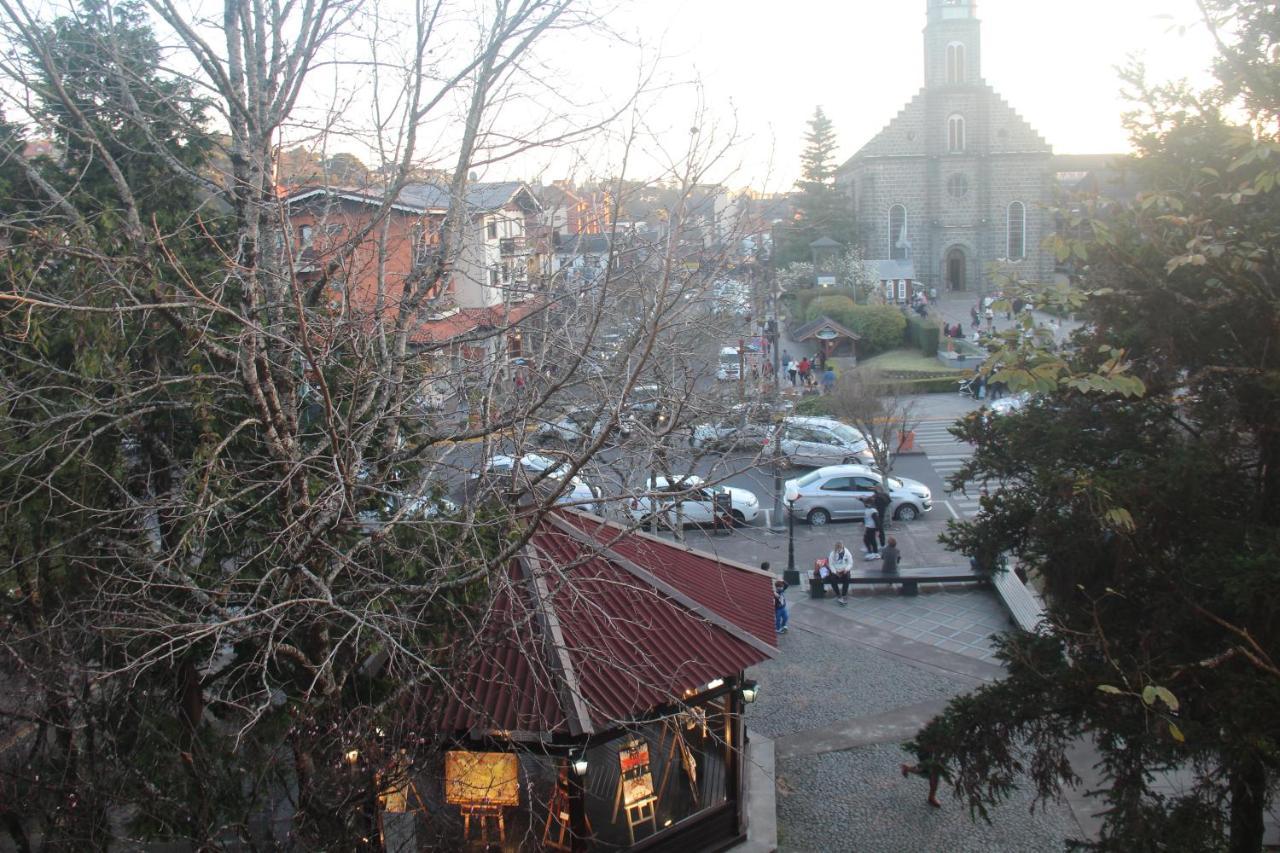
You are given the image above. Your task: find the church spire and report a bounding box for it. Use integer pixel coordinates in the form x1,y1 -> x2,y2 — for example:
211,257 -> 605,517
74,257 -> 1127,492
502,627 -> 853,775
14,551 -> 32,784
924,0 -> 981,87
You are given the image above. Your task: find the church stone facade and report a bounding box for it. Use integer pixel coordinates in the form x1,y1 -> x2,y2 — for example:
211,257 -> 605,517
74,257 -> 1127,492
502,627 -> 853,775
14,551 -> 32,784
837,0 -> 1055,297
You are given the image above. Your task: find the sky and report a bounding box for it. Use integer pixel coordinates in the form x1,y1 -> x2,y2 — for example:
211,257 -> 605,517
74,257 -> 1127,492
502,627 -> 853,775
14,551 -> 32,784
500,0 -> 1221,192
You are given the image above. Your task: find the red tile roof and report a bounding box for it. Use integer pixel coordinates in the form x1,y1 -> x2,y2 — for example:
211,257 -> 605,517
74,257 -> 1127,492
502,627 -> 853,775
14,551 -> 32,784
434,512 -> 777,738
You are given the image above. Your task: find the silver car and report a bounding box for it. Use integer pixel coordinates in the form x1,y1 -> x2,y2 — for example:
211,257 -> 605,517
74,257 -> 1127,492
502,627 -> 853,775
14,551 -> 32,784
783,464 -> 933,526
777,417 -> 877,468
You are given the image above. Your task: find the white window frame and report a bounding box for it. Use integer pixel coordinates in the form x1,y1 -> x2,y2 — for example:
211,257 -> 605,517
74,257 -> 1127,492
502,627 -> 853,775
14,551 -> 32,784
948,115 -> 966,153
1007,201 -> 1027,260
897,280 -> 908,301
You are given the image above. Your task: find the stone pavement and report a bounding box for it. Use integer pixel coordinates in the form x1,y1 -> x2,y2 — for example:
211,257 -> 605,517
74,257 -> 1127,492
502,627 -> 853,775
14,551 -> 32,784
742,562 -> 1091,852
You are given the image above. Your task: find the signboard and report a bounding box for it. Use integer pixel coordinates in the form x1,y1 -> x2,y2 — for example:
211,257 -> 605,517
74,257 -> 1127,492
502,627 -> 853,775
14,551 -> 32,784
444,751 -> 520,806
618,743 -> 655,806
816,275 -> 837,287
815,328 -> 838,341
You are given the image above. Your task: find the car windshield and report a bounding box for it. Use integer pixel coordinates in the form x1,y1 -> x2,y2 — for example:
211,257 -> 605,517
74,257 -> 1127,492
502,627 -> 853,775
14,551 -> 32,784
796,471 -> 823,487
829,424 -> 865,446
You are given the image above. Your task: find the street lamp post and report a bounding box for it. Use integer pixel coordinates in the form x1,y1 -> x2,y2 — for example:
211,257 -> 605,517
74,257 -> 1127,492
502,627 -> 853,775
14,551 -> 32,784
784,498 -> 799,586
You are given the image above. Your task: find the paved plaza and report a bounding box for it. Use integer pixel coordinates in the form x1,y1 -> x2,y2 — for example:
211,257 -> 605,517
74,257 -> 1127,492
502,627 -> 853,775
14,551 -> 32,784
745,583 -> 1084,852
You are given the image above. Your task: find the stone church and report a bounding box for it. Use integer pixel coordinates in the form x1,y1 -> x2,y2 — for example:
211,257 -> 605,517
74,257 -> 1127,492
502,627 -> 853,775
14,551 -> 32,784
837,0 -> 1055,297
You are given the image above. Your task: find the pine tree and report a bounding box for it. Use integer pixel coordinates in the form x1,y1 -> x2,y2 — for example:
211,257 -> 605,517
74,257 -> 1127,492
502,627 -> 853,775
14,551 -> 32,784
777,107 -> 858,268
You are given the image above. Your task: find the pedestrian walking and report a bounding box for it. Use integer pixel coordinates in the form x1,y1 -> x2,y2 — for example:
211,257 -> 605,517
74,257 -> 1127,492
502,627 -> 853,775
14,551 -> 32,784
797,357 -> 810,386
821,366 -> 836,395
872,485 -> 892,546
786,359 -> 797,386
900,746 -> 943,808
984,307 -> 995,330
782,349 -> 791,366
970,304 -> 980,328
827,541 -> 854,605
862,502 -> 881,559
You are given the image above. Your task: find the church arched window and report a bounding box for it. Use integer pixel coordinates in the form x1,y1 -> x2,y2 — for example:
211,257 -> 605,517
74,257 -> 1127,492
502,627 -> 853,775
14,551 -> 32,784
948,115 -> 966,153
946,42 -> 965,84
888,205 -> 908,261
1007,201 -> 1026,260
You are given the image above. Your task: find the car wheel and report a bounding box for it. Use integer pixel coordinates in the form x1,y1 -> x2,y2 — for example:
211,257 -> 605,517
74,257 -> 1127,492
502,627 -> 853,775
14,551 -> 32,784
895,504 -> 920,522
730,509 -> 746,526
807,508 -> 831,527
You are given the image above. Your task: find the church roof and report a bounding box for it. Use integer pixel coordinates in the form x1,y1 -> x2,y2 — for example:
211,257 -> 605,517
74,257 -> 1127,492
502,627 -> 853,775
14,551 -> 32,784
870,259 -> 916,281
838,84 -> 1051,172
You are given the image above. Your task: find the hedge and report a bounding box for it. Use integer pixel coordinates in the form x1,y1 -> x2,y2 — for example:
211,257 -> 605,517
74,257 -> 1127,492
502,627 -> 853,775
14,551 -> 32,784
804,301 -> 906,356
904,316 -> 942,357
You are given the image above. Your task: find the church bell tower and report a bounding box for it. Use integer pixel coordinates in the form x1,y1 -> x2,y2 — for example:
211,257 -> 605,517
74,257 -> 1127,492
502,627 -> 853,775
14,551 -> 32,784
924,0 -> 981,88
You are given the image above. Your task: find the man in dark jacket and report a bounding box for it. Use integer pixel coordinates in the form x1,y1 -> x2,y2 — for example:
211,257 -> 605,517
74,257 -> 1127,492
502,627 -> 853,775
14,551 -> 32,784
872,485 -> 893,546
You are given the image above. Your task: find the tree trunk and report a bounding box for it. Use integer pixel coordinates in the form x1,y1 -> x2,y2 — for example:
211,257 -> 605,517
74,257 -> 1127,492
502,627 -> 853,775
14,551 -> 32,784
1228,754 -> 1267,853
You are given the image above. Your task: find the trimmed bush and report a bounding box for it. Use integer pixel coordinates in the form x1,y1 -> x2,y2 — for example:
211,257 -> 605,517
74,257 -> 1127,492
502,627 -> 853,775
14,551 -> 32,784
794,395 -> 834,416
805,294 -> 858,323
904,317 -> 942,357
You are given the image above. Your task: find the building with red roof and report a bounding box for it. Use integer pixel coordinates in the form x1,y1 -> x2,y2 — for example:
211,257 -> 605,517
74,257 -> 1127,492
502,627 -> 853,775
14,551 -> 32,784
405,510 -> 777,851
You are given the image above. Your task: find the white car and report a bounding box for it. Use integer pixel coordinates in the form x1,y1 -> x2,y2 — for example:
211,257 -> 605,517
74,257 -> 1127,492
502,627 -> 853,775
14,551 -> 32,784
988,392 -> 1032,416
783,464 -> 933,525
689,402 -> 781,451
476,453 -> 600,512
628,475 -> 760,527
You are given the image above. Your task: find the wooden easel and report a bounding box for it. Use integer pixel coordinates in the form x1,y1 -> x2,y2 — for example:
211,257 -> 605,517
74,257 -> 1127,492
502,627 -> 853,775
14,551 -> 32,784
612,739 -> 658,844
543,765 -> 593,851
656,717 -> 700,808
461,803 -> 505,846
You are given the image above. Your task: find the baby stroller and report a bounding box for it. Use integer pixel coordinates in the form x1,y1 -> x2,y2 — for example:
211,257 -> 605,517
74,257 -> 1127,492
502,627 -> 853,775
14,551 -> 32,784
957,376 -> 980,398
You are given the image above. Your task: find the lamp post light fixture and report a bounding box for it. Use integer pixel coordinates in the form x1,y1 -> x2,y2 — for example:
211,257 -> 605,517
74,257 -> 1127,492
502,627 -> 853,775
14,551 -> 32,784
570,750 -> 589,778
741,679 -> 760,705
784,498 -> 800,586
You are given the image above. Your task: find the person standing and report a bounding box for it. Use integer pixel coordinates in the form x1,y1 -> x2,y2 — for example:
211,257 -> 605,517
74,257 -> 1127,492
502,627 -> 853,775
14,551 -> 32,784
881,536 -> 900,574
872,485 -> 893,547
786,359 -> 798,387
770,568 -> 789,635
797,357 -> 810,387
821,366 -> 836,395
827,540 -> 854,605
862,503 -> 881,559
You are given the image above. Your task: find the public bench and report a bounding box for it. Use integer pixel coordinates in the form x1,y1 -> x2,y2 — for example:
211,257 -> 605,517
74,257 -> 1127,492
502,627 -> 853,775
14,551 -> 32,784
809,565 -> 988,598
990,566 -> 1048,633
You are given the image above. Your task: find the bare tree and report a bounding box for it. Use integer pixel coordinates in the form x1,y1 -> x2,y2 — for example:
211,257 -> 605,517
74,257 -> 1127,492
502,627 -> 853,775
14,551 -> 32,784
0,0 -> 772,847
825,369 -> 922,483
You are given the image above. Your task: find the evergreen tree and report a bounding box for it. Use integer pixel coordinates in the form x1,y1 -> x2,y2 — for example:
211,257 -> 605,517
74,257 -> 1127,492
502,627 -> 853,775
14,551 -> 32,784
777,107 -> 858,268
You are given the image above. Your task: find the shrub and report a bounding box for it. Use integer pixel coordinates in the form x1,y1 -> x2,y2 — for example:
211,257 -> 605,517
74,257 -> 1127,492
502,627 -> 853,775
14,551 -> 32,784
794,395 -> 833,416
904,316 -> 942,357
836,304 -> 907,356
805,293 -> 858,323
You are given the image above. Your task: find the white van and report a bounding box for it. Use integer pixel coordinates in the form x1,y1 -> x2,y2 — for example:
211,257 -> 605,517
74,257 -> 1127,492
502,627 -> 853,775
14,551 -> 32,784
717,346 -> 742,381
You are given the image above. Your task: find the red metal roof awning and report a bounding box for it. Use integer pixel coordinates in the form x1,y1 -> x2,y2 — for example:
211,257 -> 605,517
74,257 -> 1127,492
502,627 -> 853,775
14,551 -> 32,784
434,512 -> 778,739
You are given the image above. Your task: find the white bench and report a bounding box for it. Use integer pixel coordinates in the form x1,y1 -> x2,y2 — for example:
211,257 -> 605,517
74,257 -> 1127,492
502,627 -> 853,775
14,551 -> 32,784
991,568 -> 1048,633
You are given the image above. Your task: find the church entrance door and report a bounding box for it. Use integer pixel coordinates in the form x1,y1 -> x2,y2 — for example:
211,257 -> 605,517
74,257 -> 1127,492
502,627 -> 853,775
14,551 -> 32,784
946,248 -> 967,292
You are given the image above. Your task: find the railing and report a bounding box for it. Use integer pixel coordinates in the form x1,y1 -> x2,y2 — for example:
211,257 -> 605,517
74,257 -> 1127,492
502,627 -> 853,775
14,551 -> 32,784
499,236 -> 529,256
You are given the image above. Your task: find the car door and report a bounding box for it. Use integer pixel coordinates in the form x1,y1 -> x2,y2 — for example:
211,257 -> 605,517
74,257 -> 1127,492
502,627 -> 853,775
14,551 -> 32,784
805,426 -> 849,467
782,426 -> 820,467
682,488 -> 715,524
816,476 -> 860,520
850,476 -> 882,518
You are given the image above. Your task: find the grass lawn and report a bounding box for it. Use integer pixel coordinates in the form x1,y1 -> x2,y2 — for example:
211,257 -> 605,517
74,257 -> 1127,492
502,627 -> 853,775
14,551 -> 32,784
858,348 -> 966,375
